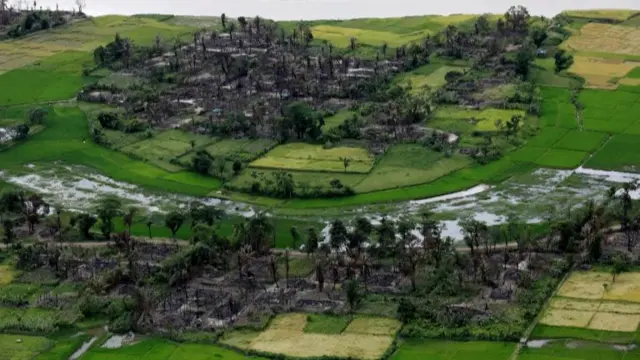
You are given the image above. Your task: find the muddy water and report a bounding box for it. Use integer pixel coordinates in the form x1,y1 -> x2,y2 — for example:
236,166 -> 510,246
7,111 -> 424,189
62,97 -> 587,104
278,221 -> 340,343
36,0 -> 639,20
1,164 -> 639,240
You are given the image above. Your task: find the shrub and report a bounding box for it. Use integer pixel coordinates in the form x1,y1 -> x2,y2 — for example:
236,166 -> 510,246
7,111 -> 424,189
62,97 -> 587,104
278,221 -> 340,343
28,107 -> 47,125
97,111 -> 120,130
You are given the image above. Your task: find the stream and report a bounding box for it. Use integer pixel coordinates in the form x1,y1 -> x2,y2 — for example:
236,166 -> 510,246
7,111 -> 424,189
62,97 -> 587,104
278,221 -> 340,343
1,164 -> 639,240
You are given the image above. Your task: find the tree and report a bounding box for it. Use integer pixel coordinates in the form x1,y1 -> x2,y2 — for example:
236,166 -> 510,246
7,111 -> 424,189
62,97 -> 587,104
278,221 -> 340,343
504,5 -> 531,33
349,37 -> 357,51
530,26 -> 548,48
1,219 -> 14,245
515,44 -> 534,79
227,21 -> 236,40
330,219 -> 348,252
192,151 -> 212,175
146,217 -> 153,239
232,160 -> 242,176
75,0 -> 86,13
554,49 -> 574,73
345,279 -> 363,312
290,226 -> 301,250
306,227 -> 319,255
189,203 -> 223,228
72,213 -> 97,240
96,197 -> 122,240
221,13 -> 227,30
123,207 -> 137,235
381,42 -> 388,57
611,253 -> 630,283
165,210 -> 185,241
341,157 -> 351,173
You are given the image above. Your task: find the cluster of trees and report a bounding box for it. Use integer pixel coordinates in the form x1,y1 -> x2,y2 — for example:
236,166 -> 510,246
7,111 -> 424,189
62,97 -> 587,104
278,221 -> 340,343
225,170 -> 355,199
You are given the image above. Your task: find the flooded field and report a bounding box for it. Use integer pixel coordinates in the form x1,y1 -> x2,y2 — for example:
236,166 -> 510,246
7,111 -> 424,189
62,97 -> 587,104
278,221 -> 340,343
1,164 -> 638,240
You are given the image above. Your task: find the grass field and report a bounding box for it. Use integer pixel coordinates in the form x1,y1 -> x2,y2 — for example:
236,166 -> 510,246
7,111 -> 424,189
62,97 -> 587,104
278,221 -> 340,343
204,139 -> 277,162
581,89 -> 640,133
431,107 -> 526,133
231,169 -> 366,191
121,130 -> 216,171
250,143 -> 374,173
519,339 -> 640,360
0,106 -> 222,196
534,149 -> 588,168
323,110 -> 356,130
564,23 -> 640,56
303,14 -> 480,49
0,16 -> 194,105
394,65 -> 467,92
391,340 -> 515,360
304,314 -> 351,334
82,338 -> 266,360
563,9 -> 639,21
0,334 -> 52,360
353,144 -> 472,192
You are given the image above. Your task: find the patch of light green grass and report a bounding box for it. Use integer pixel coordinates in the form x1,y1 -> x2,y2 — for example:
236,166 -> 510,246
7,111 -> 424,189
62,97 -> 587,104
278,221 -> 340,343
535,149 -> 588,169
304,314 -> 351,334
0,334 -> 52,360
354,144 -> 472,193
553,130 -> 608,152
390,340 -> 515,360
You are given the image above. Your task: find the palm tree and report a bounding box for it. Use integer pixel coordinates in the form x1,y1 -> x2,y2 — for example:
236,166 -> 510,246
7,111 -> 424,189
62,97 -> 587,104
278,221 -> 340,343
290,226 -> 301,250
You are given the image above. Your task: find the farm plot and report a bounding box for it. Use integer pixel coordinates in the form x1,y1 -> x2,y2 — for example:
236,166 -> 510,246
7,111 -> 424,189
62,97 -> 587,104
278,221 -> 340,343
539,87 -> 578,129
564,23 -> 640,56
395,65 -> 467,91
568,56 -> 637,89
200,138 -> 277,163
310,25 -> 426,48
322,110 -> 356,130
553,130 -> 608,152
534,149 -> 587,169
431,107 -> 525,133
587,134 -> 640,171
121,130 -> 216,171
390,340 -> 515,360
353,144 -> 472,193
538,271 -> 640,335
82,338 -> 265,360
519,339 -> 640,360
231,169 -> 365,191
0,334 -> 52,360
230,313 -> 399,359
580,89 -> 640,133
250,143 -> 374,173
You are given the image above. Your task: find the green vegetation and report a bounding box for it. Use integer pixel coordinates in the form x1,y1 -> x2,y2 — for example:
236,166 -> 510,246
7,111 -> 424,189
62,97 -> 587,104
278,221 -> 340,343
250,143 -> 374,174
554,131 -> 608,152
354,144 -> 472,192
390,340 -> 516,360
304,314 -> 351,334
587,134 -> 640,171
0,334 -> 52,360
535,149 -> 587,168
82,338 -> 267,360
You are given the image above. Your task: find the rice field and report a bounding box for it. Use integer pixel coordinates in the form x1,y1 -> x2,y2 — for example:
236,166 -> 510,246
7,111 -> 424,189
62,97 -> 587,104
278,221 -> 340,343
534,149 -> 588,168
390,340 -> 515,360
227,313 -> 399,360
431,107 -> 526,133
121,130 -> 216,171
353,144 -> 472,193
587,134 -> 640,172
564,23 -> 640,56
0,334 -> 52,360
519,340 -> 640,360
82,338 -> 266,360
537,270 -> 640,336
250,143 -> 374,173
568,56 -> 638,89
204,138 -> 277,162
553,130 -> 608,152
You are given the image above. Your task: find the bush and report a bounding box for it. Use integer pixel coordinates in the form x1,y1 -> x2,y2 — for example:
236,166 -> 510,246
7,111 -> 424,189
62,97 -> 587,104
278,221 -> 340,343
110,312 -> 133,334
13,124 -> 30,140
97,111 -> 120,130
28,107 -> 47,125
